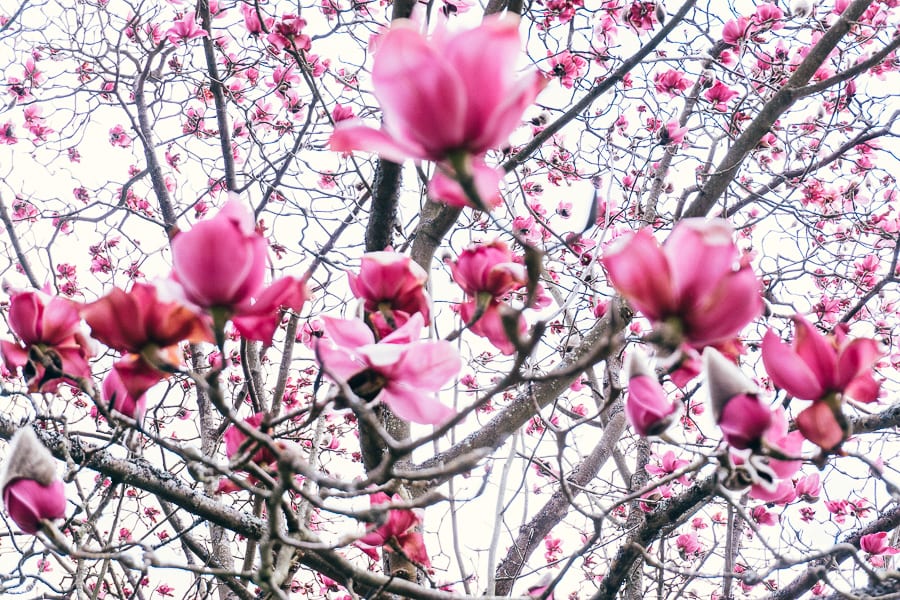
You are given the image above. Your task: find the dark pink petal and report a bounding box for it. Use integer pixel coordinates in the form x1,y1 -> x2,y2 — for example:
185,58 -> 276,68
835,337 -> 879,393
792,315 -> 838,392
761,328 -> 824,400
7,291 -> 43,343
686,265 -> 761,347
795,401 -> 845,450
626,375 -> 678,436
3,478 -> 66,534
665,219 -> 737,305
102,368 -> 147,420
718,394 -> 773,450
372,25 -> 468,157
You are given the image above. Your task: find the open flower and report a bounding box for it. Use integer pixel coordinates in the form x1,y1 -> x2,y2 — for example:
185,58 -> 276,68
601,219 -> 762,350
1,289 -> 93,392
317,314 -> 458,425
762,314 -> 880,450
81,282 -> 212,399
357,492 -> 430,567
330,16 -> 546,209
1,428 -> 66,534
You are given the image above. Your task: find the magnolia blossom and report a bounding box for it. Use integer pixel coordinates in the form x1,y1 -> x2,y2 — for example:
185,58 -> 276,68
624,350 -> 679,436
762,314 -> 880,450
330,16 -> 545,209
170,196 -> 309,345
601,219 -> 762,350
705,348 -> 772,451
82,282 -> 212,399
1,289 -> 93,392
223,413 -> 277,465
357,492 -> 430,567
317,314 -> 458,425
348,250 -> 430,335
450,240 -> 530,354
860,532 -> 900,556
165,13 -> 208,44
1,428 -> 66,534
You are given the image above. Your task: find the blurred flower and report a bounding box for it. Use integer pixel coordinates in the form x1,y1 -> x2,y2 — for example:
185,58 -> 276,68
1,428 -> 66,534
624,350 -> 679,436
357,492 -> 430,567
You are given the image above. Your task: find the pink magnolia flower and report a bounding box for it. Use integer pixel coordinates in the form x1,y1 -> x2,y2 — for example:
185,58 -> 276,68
1,289 -> 93,392
170,196 -> 309,344
601,219 -> 762,350
223,412 -> 277,465
624,350 -> 679,436
646,450 -> 691,485
108,125 -> 132,148
548,50 -> 587,89
653,69 -> 691,97
449,240 -> 527,300
1,428 -> 66,534
860,532 -> 900,556
348,250 -> 431,332
330,16 -> 546,209
705,348 -> 773,451
81,282 -> 213,398
624,1 -> 659,31
762,314 -> 880,450
318,314 -> 459,425
704,81 -> 740,111
101,367 -> 147,420
722,16 -> 750,46
166,13 -> 208,44
676,532 -> 702,557
661,121 -> 687,146
794,473 -> 820,502
267,14 -> 311,52
358,492 -> 430,567
241,3 -> 273,35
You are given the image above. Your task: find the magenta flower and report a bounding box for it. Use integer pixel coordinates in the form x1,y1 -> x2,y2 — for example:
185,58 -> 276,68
722,16 -> 750,46
357,492 -> 431,567
860,532 -> 900,556
450,240 -> 527,299
330,16 -> 546,208
794,473 -> 820,502
653,69 -> 691,97
1,289 -> 93,392
601,219 -> 762,350
704,81 -> 740,111
348,250 -> 431,331
762,314 -> 880,450
165,13 -> 208,45
170,196 -> 309,344
317,314 -> 459,425
624,350 -> 679,436
458,299 -> 526,355
1,428 -> 66,534
223,413 -> 277,465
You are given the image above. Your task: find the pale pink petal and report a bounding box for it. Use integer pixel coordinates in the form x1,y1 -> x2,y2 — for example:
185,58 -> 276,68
322,317 -> 376,348
385,341 -> 461,390
379,384 -> 455,425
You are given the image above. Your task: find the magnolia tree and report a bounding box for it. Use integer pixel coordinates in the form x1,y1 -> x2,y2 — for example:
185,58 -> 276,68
1,0 -> 899,598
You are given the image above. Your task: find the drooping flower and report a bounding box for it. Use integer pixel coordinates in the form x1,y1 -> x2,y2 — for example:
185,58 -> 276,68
449,240 -> 527,299
348,250 -> 430,335
330,16 -> 546,209
357,492 -> 431,567
170,195 -> 309,344
317,314 -> 458,425
624,350 -> 679,436
601,219 -> 762,350
1,428 -> 66,534
1,289 -> 93,392
81,282 -> 212,399
762,314 -> 880,450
